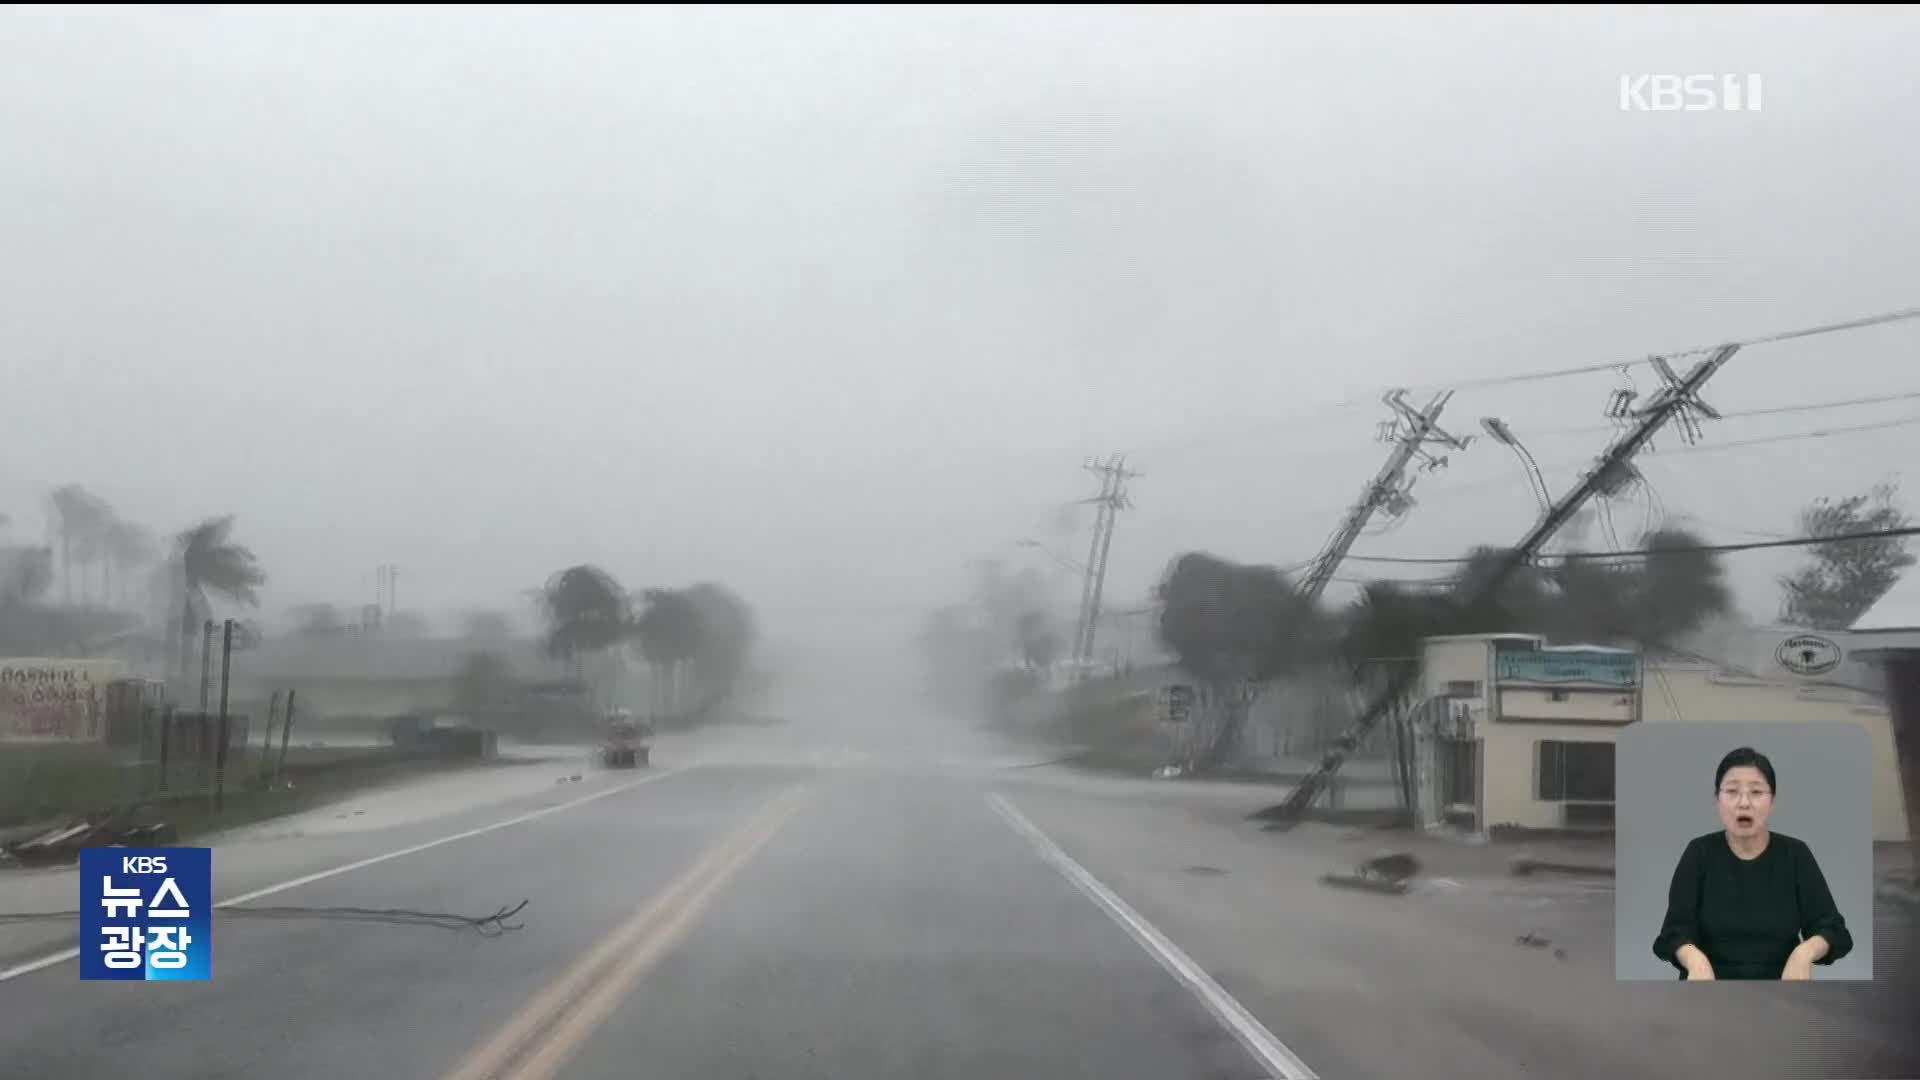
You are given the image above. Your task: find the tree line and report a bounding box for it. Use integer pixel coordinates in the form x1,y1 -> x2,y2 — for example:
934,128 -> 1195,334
2,484 -> 264,669
540,564 -> 756,725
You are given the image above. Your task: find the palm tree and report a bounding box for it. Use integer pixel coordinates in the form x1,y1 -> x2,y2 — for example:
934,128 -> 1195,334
171,516 -> 267,677
47,485 -> 112,606
543,565 -> 630,677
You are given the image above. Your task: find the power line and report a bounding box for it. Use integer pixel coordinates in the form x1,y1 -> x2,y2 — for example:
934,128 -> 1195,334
1341,525 -> 1920,566
1528,388 -> 1920,440
1651,413 -> 1920,457
1394,304 -> 1920,396
1127,336 -> 1920,462
1424,412 -> 1920,502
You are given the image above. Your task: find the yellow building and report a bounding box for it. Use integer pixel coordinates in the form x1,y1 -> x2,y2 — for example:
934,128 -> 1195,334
1415,633 -> 1910,843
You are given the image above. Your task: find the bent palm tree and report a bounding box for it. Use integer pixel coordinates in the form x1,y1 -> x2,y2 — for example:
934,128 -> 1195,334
172,517 -> 266,678
48,485 -> 112,606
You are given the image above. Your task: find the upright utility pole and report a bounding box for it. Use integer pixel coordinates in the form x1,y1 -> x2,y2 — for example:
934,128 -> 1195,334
1298,391 -> 1468,607
1270,345 -> 1740,821
1071,466 -> 1115,666
376,564 -> 399,615
1071,455 -> 1142,668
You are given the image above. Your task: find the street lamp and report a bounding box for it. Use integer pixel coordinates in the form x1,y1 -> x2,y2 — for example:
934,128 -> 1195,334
1480,417 -> 1554,512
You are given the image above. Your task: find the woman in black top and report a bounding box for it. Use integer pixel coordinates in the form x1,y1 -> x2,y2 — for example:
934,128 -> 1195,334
1653,746 -> 1853,980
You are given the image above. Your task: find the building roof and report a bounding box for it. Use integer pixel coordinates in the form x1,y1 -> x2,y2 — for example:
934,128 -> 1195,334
1539,642 -> 1637,655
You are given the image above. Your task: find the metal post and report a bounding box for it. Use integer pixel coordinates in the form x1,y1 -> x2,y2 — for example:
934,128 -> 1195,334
274,689 -> 297,788
213,620 -> 233,812
157,704 -> 174,793
264,689 -> 282,766
200,619 -> 215,710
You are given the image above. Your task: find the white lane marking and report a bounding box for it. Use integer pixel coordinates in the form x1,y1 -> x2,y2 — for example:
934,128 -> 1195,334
0,764 -> 696,982
986,792 -> 1319,1080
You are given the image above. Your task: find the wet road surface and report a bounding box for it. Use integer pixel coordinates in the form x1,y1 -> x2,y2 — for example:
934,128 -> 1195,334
1,713 -> 1914,1080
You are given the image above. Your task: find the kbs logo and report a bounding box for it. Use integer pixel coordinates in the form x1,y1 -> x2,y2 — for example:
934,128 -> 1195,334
79,847 -> 212,981
1620,74 -> 1763,112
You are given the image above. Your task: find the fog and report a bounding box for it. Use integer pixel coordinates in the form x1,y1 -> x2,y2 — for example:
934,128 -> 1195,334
5,6 -> 1918,673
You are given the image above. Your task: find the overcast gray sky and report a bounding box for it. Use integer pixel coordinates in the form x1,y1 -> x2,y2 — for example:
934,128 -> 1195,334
4,6 -> 1917,644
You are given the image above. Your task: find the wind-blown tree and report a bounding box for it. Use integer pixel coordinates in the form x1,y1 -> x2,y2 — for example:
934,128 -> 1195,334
543,565 -> 631,671
632,587 -> 701,666
0,546 -> 54,608
1016,611 -> 1061,671
172,516 -> 267,676
632,587 -> 698,712
1339,528 -> 1732,682
630,584 -> 755,722
1156,552 -> 1328,772
1338,579 -> 1461,682
1781,482 -> 1915,630
47,485 -> 112,606
682,582 -> 756,715
1633,526 -> 1732,648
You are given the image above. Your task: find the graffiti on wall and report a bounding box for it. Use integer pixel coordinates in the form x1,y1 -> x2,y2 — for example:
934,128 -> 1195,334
0,659 -> 124,741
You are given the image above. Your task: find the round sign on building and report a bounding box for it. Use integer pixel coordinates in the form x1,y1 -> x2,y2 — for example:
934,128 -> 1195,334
1776,634 -> 1843,677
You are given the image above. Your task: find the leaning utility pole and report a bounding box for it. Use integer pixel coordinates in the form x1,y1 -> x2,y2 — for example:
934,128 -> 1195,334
1268,344 -> 1740,822
1072,455 -> 1141,667
1298,390 -> 1469,607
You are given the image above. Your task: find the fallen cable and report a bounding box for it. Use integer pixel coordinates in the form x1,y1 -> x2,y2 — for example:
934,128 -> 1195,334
0,899 -> 529,936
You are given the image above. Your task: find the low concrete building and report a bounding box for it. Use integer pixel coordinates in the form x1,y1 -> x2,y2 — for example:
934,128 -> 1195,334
1847,571 -> 1920,859
1415,631 -> 1910,842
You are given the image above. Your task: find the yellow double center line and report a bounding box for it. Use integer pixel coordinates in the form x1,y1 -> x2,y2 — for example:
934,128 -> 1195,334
441,784 -> 813,1080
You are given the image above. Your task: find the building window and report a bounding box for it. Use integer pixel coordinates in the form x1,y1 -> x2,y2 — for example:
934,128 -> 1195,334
1445,680 -> 1482,699
1548,689 -> 1571,702
1537,740 -> 1615,802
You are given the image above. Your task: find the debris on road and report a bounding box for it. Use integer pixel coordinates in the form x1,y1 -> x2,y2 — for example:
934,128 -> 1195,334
1320,871 -> 1410,895
1510,855 -> 1615,879
1320,851 -> 1422,894
1,815 -> 177,868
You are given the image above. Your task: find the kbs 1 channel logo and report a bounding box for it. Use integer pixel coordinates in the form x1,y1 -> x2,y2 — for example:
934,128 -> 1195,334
79,848 -> 212,981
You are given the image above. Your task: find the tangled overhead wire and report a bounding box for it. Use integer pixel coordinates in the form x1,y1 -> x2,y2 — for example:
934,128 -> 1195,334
0,899 -> 529,937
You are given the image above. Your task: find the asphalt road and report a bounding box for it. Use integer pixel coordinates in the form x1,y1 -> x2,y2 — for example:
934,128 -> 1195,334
1,703 -> 1915,1080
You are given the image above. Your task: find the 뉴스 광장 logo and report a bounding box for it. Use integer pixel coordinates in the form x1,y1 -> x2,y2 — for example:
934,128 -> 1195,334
80,848 -> 212,981
1776,634 -> 1843,677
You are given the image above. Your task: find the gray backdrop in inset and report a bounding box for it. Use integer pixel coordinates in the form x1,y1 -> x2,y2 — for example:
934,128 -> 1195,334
1615,721 -> 1874,981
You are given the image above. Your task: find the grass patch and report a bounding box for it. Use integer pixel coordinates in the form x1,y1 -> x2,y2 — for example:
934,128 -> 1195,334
3,742 -> 536,844
0,744 -> 135,828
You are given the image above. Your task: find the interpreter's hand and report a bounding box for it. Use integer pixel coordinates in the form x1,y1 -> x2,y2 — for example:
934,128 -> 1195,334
1675,944 -> 1715,981
1782,950 -> 1815,981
